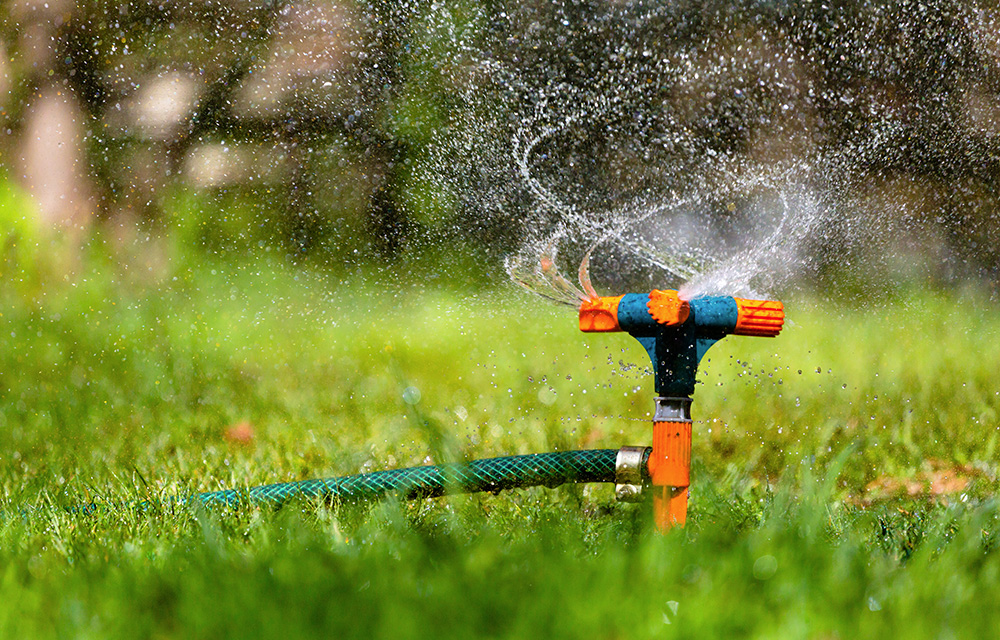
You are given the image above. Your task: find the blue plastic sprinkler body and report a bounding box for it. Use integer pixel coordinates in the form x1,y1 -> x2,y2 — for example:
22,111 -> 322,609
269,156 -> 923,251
579,289 -> 784,530
580,290 -> 784,395
615,294 -> 750,396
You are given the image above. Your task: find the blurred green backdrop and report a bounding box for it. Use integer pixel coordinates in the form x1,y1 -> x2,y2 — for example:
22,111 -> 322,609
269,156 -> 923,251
1,0 -> 998,285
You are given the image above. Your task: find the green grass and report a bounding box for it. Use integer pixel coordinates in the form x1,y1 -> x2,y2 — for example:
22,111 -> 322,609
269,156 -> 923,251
2,225 -> 1000,637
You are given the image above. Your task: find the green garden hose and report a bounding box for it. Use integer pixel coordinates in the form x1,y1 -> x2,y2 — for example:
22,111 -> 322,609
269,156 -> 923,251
196,449 -> 634,509
33,448 -> 648,518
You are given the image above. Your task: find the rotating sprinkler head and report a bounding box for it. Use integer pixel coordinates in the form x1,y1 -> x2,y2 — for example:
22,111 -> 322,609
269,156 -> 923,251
580,290 -> 784,395
580,290 -> 784,530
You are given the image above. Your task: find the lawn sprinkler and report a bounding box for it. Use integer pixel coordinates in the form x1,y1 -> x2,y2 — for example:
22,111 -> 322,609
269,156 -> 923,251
580,290 -> 784,531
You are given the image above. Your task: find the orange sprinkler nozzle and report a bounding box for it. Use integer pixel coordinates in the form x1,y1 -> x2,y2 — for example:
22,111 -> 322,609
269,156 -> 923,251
647,290 -> 690,326
579,295 -> 624,332
734,298 -> 785,337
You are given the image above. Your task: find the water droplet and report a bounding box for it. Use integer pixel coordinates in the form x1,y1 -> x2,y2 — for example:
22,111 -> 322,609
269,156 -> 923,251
402,386 -> 421,405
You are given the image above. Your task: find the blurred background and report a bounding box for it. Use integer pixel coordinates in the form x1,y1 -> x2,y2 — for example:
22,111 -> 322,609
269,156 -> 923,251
0,0 -> 998,290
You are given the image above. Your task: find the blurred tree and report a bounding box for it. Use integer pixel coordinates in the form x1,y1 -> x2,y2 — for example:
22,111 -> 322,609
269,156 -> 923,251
0,0 -> 997,282
0,0 -> 450,258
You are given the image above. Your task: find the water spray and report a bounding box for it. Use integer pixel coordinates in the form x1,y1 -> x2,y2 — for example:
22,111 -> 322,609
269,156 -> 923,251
580,290 -> 784,530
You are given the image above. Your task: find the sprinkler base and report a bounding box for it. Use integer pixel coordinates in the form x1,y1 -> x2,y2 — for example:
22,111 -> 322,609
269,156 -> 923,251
653,486 -> 689,530
650,397 -> 693,532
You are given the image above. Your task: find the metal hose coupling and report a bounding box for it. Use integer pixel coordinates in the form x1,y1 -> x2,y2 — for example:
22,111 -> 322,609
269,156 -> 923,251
615,446 -> 652,502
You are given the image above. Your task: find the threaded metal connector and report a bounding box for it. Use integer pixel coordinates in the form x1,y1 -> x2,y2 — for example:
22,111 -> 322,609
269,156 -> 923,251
615,446 -> 651,502
654,396 -> 692,422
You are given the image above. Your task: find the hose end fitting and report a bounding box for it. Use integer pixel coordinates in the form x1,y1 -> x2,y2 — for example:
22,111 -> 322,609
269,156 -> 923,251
615,446 -> 651,502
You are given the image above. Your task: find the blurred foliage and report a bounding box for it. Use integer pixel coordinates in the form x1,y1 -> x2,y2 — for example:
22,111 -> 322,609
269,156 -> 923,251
0,0 -> 998,282
0,172 -> 39,271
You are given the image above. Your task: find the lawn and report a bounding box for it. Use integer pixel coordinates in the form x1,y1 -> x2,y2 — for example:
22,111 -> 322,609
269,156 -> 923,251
2,211 -> 1000,637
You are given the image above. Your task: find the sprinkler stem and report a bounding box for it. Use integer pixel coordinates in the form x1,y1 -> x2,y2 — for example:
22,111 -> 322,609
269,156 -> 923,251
650,397 -> 692,530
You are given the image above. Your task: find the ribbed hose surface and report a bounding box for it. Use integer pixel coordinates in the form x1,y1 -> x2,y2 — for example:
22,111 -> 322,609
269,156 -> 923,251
197,449 -> 619,508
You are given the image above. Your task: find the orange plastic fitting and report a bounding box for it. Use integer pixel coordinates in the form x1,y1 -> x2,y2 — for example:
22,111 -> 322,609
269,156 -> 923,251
649,420 -> 692,529
733,298 -> 785,337
654,486 -> 689,530
579,295 -> 624,332
648,290 -> 690,327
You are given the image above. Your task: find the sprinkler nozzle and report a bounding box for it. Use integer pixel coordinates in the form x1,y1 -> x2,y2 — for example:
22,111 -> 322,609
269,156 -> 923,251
579,295 -> 624,332
733,298 -> 784,337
